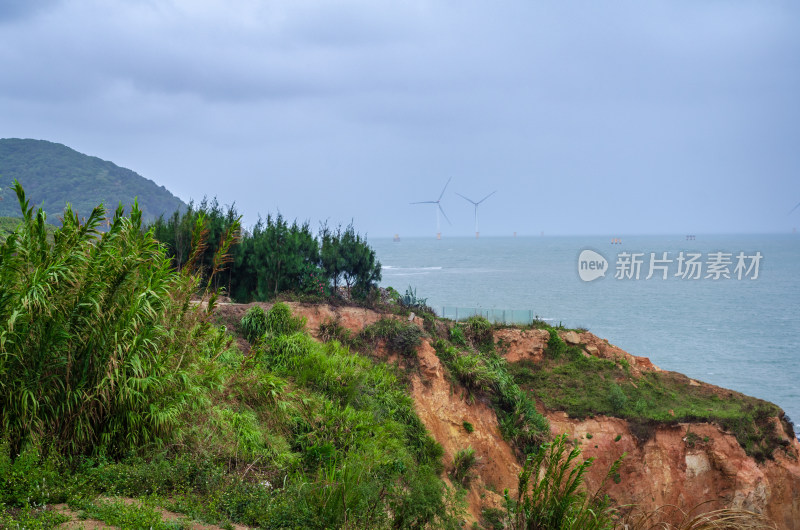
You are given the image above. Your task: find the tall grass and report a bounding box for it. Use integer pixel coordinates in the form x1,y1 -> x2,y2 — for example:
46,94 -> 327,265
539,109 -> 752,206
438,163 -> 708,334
0,182 -> 237,457
506,434 -> 620,530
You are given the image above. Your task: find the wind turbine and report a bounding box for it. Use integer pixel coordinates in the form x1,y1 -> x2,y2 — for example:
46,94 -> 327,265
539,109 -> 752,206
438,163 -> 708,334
411,177 -> 452,239
456,190 -> 496,239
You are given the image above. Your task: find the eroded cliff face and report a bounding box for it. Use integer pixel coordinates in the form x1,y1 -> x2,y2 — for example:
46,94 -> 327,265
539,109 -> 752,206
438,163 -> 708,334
226,303 -> 800,529
494,326 -> 800,529
548,414 -> 800,529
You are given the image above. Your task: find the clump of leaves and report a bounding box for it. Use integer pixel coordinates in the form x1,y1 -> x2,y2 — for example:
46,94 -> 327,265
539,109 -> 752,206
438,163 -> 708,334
399,285 -> 428,310
545,328 -> 567,359
240,305 -> 268,343
264,301 -> 306,336
0,181 -> 238,457
360,318 -> 423,358
433,340 -> 549,454
460,316 -> 494,350
450,447 -> 478,487
505,434 -> 622,530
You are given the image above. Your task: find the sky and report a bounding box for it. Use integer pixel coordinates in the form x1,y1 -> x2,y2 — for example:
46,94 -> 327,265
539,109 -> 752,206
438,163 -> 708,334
1,0 -> 799,237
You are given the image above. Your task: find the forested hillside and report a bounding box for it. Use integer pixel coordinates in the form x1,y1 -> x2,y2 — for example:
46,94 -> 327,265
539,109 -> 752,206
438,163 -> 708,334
0,138 -> 185,222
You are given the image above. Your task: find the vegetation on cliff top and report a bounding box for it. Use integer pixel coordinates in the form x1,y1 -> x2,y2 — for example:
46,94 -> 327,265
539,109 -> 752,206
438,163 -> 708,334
149,198 -> 381,304
0,185 -> 461,528
508,329 -> 790,462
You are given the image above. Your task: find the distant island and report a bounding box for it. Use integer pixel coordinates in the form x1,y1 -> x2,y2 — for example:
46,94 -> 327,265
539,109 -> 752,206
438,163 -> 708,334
0,138 -> 185,222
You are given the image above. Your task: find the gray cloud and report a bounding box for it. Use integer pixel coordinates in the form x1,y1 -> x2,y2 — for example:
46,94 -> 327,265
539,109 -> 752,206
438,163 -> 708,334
0,0 -> 798,235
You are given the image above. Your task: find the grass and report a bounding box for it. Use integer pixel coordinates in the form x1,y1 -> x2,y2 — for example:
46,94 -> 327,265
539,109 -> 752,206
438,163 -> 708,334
505,433 -> 620,530
359,317 -> 424,358
0,303 -> 464,528
319,316 -> 424,361
509,343 -> 786,461
432,320 -> 550,454
450,447 -> 478,487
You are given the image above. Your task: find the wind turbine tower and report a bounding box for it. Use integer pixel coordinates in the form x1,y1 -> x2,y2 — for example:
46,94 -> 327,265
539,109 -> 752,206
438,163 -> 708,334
411,178 -> 452,239
457,190 -> 496,239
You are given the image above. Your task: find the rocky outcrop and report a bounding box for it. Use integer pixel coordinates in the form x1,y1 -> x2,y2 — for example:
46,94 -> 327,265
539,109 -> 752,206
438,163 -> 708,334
568,331 -> 662,374
410,341 -> 519,524
216,303 -> 800,528
494,328 -> 549,363
547,414 -> 800,528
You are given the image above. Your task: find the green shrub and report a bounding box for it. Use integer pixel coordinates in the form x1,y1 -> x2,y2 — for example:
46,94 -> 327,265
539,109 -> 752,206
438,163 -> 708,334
360,318 -> 423,358
0,442 -> 65,507
433,339 -> 549,454
461,316 -> 494,349
451,447 -> 478,487
0,182 -> 233,457
265,302 -> 306,336
506,434 -> 621,529
240,305 -> 268,343
449,325 -> 467,346
608,384 -> 628,413
462,422 -> 474,434
545,329 -> 567,359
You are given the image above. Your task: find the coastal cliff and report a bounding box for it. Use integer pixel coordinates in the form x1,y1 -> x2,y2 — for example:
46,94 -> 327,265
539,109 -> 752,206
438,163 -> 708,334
219,301 -> 800,529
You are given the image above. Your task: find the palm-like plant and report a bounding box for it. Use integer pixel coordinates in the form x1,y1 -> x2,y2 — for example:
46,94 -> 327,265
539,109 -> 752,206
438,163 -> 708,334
0,181 -> 237,456
507,434 -> 620,530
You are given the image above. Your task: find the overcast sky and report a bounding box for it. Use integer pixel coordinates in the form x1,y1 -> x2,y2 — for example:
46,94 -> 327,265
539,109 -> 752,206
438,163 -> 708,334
1,0 -> 799,237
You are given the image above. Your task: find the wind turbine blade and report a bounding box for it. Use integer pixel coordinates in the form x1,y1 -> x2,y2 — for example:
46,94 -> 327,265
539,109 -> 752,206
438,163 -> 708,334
410,201 -> 437,204
789,201 -> 800,215
456,192 -> 477,205
477,190 -> 497,204
437,177 -> 452,202
438,204 -> 452,225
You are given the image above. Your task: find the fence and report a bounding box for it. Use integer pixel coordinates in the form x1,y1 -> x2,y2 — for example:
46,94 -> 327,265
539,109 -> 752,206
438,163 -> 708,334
438,306 -> 542,326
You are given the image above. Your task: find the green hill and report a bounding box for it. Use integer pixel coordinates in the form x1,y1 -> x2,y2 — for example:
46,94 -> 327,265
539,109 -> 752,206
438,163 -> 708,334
0,138 -> 186,222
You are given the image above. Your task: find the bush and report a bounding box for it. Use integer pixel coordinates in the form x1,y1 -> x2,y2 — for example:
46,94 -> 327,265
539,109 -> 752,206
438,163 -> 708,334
0,182 -> 228,457
360,318 -> 423,358
461,316 -> 494,349
609,384 -> 628,413
264,302 -> 306,336
433,339 -> 549,454
506,434 -> 620,530
451,447 -> 478,487
545,329 -> 567,359
240,306 -> 268,343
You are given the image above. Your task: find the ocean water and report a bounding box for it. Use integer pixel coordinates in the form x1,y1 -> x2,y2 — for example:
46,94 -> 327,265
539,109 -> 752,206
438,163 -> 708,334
372,234 -> 800,427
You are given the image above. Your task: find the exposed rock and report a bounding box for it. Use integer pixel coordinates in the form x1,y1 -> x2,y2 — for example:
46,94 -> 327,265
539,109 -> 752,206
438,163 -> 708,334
548,416 -> 800,529
409,339 -> 521,524
212,302 -> 800,529
575,331 -> 661,376
562,330 -> 581,345
493,328 -> 549,363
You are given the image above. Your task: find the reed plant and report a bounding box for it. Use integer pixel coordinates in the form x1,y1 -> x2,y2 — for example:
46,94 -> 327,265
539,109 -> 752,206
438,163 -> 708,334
0,181 -> 238,457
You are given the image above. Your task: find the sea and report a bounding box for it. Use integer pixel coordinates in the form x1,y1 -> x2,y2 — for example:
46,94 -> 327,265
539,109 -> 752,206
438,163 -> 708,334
372,234 -> 800,428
